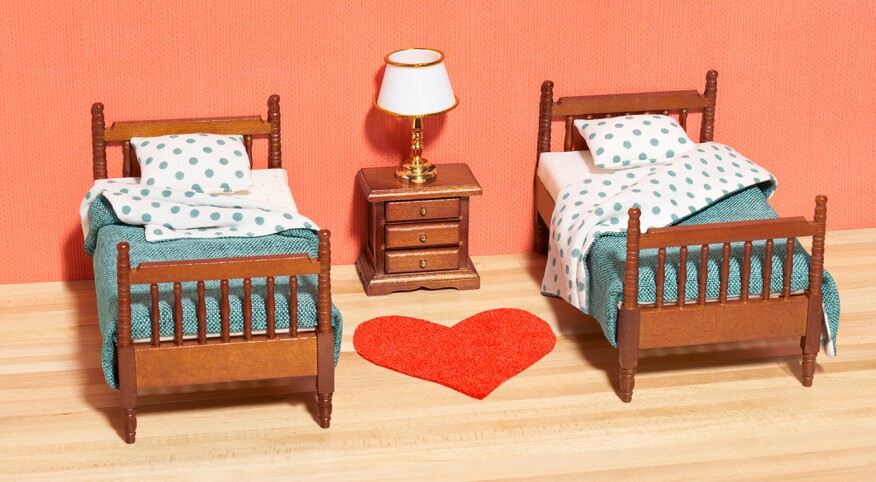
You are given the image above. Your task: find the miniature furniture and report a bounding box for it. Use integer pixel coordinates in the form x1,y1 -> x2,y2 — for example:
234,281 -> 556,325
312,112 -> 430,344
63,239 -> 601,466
90,96 -> 336,443
534,71 -> 829,401
356,163 -> 481,295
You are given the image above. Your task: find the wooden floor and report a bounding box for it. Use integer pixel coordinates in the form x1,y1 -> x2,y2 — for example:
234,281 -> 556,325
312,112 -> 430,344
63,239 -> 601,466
1,229 -> 875,480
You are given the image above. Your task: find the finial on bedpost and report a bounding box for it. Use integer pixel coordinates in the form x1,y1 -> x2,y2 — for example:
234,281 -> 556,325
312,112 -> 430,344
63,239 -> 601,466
700,70 -> 718,142
115,240 -> 138,443
623,208 -> 641,310
535,81 -> 555,255
116,242 -> 132,347
92,102 -> 107,180
619,207 -> 642,403
802,195 -> 828,387
268,94 -> 281,168
317,229 -> 332,334
538,81 -> 554,160
809,195 -> 827,297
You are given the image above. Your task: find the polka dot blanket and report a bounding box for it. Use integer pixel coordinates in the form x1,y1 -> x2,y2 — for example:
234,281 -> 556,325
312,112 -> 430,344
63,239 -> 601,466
543,142 -> 773,311
80,180 -> 317,241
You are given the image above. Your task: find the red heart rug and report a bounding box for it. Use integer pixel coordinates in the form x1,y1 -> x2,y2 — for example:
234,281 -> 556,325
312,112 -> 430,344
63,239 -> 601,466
353,308 -> 556,399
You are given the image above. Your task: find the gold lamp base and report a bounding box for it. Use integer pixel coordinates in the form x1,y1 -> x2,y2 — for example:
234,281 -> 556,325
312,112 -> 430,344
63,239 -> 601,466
396,158 -> 437,184
395,117 -> 438,184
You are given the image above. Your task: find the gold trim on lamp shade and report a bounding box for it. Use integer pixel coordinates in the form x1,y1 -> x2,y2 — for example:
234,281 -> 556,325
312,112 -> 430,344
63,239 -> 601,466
372,96 -> 459,118
384,48 -> 445,68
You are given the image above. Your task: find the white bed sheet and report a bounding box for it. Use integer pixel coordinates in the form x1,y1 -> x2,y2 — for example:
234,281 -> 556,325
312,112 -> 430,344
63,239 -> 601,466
79,168 -> 297,238
229,168 -> 298,213
537,150 -> 616,199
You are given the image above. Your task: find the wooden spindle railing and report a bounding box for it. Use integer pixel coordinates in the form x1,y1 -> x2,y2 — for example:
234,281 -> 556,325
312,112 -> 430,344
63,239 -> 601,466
124,252 -> 321,347
783,238 -> 794,298
197,281 -> 207,344
698,244 -> 708,305
220,280 -> 230,342
289,276 -> 299,337
173,282 -> 183,346
243,278 -> 252,341
150,284 -> 160,347
741,241 -> 752,301
719,243 -> 730,304
677,246 -> 687,307
763,239 -> 773,299
655,248 -> 666,308
679,109 -> 688,130
639,217 -> 818,306
266,276 -> 276,338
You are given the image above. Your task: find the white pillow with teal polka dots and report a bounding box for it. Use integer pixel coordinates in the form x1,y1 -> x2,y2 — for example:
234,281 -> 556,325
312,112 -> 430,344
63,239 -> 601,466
573,114 -> 693,169
131,133 -> 254,193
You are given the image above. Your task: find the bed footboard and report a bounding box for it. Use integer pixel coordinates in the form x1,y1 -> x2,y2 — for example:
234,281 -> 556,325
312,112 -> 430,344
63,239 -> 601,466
618,197 -> 827,402
115,230 -> 334,443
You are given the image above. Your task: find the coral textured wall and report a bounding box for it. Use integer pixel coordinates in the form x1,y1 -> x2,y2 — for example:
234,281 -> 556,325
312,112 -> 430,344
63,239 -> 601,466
0,1 -> 874,284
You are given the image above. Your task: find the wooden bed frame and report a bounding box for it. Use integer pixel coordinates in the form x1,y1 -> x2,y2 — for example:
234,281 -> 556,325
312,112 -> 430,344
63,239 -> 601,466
534,71 -> 828,402
91,96 -> 335,443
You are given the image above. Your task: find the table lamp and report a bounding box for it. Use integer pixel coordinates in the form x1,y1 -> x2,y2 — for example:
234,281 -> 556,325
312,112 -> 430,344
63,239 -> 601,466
375,48 -> 458,184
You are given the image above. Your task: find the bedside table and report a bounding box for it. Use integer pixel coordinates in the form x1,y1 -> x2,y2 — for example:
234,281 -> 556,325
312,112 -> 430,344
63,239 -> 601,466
356,163 -> 482,296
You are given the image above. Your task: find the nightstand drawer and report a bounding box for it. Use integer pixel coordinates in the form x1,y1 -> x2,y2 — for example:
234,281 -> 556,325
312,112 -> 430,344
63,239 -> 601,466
385,247 -> 460,274
385,222 -> 460,249
385,198 -> 460,222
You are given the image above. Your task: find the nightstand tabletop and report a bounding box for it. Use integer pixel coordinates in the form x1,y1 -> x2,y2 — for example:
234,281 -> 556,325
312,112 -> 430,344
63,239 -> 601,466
357,163 -> 482,202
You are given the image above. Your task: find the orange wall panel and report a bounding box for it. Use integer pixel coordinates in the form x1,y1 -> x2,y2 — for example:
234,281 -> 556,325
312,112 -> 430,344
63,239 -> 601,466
0,1 -> 874,284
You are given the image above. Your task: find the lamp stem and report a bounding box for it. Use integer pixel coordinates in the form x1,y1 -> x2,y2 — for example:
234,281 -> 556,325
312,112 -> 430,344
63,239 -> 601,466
395,116 -> 437,184
411,117 -> 423,164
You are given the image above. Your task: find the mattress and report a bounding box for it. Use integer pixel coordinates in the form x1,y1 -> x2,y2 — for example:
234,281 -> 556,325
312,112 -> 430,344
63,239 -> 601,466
537,150 -> 611,199
79,168 -> 297,238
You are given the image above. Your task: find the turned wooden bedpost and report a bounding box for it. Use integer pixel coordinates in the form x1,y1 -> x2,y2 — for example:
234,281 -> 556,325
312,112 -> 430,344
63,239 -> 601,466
116,242 -> 138,443
802,195 -> 827,387
92,103 -> 107,180
535,81 -> 554,255
268,94 -> 282,168
316,229 -> 334,428
700,70 -> 718,142
618,208 -> 642,403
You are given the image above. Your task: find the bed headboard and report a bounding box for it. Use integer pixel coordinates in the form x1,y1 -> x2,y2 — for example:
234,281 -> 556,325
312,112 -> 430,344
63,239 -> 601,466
90,95 -> 282,180
537,71 -> 717,160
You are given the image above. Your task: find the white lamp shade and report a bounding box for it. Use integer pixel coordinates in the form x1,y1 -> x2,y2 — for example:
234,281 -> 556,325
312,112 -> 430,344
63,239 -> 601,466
375,48 -> 458,117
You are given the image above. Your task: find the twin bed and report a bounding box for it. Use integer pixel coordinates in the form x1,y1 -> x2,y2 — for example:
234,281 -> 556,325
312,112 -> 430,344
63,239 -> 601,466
534,71 -> 839,402
86,96 -> 339,443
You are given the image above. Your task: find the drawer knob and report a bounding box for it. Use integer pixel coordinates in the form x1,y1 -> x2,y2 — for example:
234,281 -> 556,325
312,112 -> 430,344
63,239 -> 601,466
419,233 -> 428,243
420,207 -> 427,216
419,259 -> 427,269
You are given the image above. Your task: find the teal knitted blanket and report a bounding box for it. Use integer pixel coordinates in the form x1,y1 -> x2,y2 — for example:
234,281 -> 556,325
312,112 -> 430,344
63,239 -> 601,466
85,195 -> 343,389
585,184 -> 840,354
